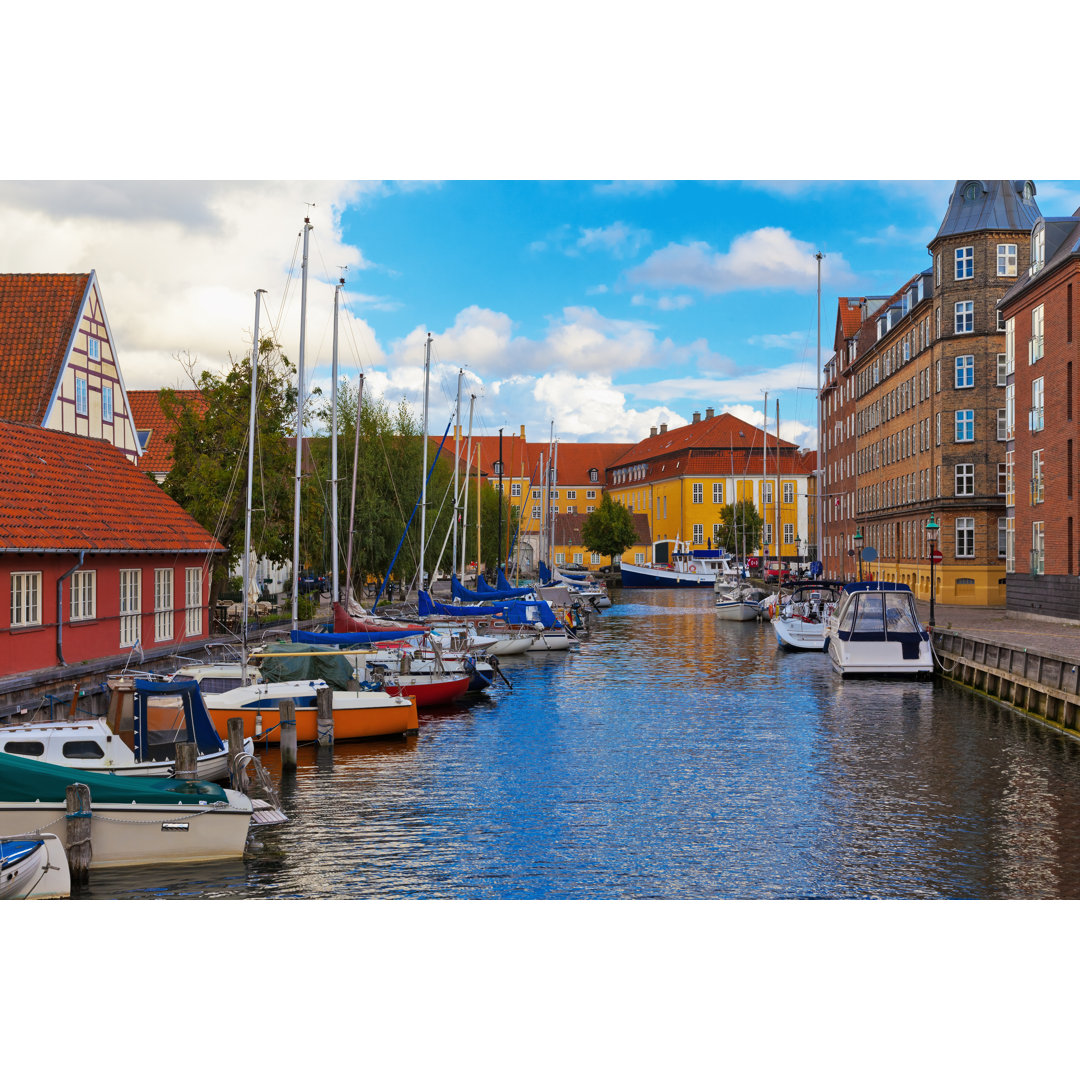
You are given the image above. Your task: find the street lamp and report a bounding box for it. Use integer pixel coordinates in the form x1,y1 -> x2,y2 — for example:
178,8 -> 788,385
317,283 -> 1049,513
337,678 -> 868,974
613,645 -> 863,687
854,529 -> 863,581
926,513 -> 940,630
794,533 -> 801,579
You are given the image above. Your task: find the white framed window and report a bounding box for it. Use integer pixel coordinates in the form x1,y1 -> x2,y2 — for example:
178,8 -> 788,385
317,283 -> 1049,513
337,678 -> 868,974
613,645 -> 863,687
692,483 -> 703,504
566,506 -> 576,515
712,482 -> 723,503
955,463 -> 975,496
586,490 -> 596,500
956,517 -> 975,558
955,301 -> 974,334
1030,377 -> 1044,432
572,552 -> 583,565
554,553 -> 565,565
566,490 -> 576,500
998,244 -> 1017,277
588,469 -> 598,483
762,482 -> 773,505
590,553 -> 600,565
997,353 -> 1009,386
1005,319 -> 1015,373
783,522 -> 794,545
1005,450 -> 1015,508
955,355 -> 975,388
118,569 -> 141,648
998,517 -> 1008,559
70,569 -> 96,621
1032,522 -> 1045,574
692,524 -> 703,544
185,567 -> 202,636
1006,516 -> 1016,573
1005,384 -> 1015,440
1032,449 -> 1044,504
955,409 -> 974,442
550,490 -> 558,500
1031,227 -> 1045,275
75,376 -> 88,416
10,571 -> 41,627
531,505 -> 540,519
586,506 -> 594,514
997,308 -> 1007,332
510,483 -> 521,497
955,246 -> 974,279
87,337 -> 100,361
998,462 -> 1008,495
763,523 -> 773,545
782,482 -> 794,503
1030,305 -> 1045,363
154,568 -> 173,642
102,384 -> 113,422
997,409 -> 1008,441
634,553 -> 645,565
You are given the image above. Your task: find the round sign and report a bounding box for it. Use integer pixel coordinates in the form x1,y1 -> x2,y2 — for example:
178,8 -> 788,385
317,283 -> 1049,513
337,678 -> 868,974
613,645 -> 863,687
861,546 -> 878,563
930,549 -> 943,565
847,549 -> 855,558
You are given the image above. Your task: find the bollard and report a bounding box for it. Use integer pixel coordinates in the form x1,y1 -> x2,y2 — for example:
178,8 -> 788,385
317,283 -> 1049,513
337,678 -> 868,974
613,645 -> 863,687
65,783 -> 92,886
174,741 -> 198,780
279,698 -> 298,768
227,717 -> 248,792
316,685 -> 334,746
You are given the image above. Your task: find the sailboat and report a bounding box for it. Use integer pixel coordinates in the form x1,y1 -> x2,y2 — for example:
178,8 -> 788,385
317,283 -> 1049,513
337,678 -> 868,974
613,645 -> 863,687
199,263 -> 418,742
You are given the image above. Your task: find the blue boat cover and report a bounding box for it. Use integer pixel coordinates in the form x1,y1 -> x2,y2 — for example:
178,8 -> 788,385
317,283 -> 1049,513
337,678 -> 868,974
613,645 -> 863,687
134,678 -> 226,758
292,628 -> 422,646
419,590 -> 559,628
537,561 -> 555,586
451,573 -> 532,602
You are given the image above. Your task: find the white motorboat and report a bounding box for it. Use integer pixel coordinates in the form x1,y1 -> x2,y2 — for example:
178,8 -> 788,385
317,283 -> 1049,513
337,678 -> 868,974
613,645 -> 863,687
824,582 -> 934,678
0,752 -> 257,869
771,581 -> 844,651
715,584 -> 768,621
0,833 -> 70,899
0,677 -> 254,781
621,542 -> 740,588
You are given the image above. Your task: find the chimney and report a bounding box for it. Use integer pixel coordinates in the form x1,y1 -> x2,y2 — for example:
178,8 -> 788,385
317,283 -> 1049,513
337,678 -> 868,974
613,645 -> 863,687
649,426 -> 657,438
705,408 -> 714,419
692,411 -> 701,424
660,423 -> 668,434
520,424 -> 526,439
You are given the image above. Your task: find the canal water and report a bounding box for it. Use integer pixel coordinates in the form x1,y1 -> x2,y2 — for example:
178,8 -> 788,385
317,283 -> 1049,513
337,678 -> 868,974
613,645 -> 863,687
83,587 -> 1080,900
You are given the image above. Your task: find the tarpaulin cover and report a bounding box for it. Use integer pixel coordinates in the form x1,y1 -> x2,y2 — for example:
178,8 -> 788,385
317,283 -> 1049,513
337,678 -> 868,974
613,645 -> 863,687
0,748 -> 229,805
451,573 -> 531,602
259,639 -> 356,690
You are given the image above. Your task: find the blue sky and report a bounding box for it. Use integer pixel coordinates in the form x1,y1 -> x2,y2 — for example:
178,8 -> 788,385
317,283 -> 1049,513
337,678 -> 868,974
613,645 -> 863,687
4,179 -> 1079,451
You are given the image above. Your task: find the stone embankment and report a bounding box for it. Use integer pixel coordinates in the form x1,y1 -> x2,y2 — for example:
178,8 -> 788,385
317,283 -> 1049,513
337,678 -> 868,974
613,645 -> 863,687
920,602 -> 1080,739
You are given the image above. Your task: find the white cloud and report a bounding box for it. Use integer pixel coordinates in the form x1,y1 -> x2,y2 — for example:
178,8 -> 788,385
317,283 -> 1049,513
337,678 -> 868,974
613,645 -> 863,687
747,330 -> 810,350
631,293 -> 694,311
629,227 -> 853,294
576,222 -> 650,258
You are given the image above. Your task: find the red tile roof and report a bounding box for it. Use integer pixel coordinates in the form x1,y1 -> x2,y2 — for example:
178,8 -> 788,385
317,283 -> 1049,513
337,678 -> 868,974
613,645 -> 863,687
127,389 -> 206,476
0,273 -> 90,424
551,510 -> 651,548
0,421 -> 225,554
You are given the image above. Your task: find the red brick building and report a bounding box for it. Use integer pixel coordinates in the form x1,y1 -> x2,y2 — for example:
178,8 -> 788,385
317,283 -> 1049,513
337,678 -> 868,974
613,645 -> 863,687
999,208 -> 1080,618
1,421 -> 224,678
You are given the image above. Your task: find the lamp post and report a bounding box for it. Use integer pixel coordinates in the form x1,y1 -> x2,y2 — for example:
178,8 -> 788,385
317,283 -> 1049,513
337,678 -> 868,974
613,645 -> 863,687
926,513 -> 940,630
854,529 -> 863,582
794,533 -> 801,579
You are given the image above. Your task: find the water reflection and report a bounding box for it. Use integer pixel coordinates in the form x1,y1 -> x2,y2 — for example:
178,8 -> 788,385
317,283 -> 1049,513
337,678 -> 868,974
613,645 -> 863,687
84,588 -> 1080,899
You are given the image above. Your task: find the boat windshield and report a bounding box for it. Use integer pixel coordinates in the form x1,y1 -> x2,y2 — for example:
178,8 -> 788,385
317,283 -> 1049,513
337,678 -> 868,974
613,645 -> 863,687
853,594 -> 885,632
883,593 -> 919,633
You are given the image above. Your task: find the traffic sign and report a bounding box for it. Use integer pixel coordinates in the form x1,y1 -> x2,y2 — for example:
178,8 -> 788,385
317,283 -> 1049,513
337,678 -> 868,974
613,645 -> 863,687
930,549 -> 943,565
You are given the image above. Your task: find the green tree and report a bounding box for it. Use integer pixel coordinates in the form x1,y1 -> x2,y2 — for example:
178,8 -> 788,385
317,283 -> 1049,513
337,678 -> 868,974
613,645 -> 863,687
580,493 -> 638,559
717,498 -> 763,557
161,342 -> 297,607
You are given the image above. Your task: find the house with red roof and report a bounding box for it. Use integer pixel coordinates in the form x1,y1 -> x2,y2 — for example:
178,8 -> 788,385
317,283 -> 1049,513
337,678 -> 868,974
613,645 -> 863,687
127,389 -> 206,481
0,272 -> 142,462
0,421 -> 224,679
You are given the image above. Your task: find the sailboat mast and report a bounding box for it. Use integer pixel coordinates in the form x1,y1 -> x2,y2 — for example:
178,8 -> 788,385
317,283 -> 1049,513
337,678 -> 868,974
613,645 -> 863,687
291,217 -> 312,631
242,288 -> 266,677
776,399 -> 781,577
331,277 -> 343,604
461,393 -> 475,580
419,332 -> 432,595
345,373 -> 364,602
761,390 -> 767,568
453,369 -> 462,582
815,251 -> 824,577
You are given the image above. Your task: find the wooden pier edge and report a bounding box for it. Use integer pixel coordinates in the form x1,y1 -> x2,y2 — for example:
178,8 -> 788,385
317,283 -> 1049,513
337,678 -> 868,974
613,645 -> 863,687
932,628 -> 1080,741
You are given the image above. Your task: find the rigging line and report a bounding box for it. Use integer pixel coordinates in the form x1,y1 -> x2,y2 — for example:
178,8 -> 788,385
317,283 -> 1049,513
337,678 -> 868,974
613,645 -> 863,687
274,229 -> 303,340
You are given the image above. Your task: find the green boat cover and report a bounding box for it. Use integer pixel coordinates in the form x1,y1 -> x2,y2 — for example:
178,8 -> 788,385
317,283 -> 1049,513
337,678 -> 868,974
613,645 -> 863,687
257,639 -> 355,691
0,750 -> 229,806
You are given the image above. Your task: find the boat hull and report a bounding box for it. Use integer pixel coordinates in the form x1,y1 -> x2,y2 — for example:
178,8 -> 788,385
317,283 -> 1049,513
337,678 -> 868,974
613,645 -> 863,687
383,674 -> 471,708
204,698 -> 419,743
715,602 -> 760,621
826,636 -> 934,678
772,617 -> 828,650
619,564 -> 715,587
0,796 -> 253,869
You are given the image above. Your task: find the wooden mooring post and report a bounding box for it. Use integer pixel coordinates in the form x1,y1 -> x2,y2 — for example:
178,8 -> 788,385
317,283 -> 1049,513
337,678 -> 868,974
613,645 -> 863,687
174,741 -> 198,780
227,717 -> 248,791
279,698 -> 298,768
316,685 -> 334,747
65,782 -> 92,886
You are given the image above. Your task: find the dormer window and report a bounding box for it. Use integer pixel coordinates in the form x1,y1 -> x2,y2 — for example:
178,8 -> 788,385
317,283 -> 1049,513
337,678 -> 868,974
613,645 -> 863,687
588,468 -> 598,482
963,181 -> 981,201
1030,226 -> 1045,275
1023,181 -> 1037,201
